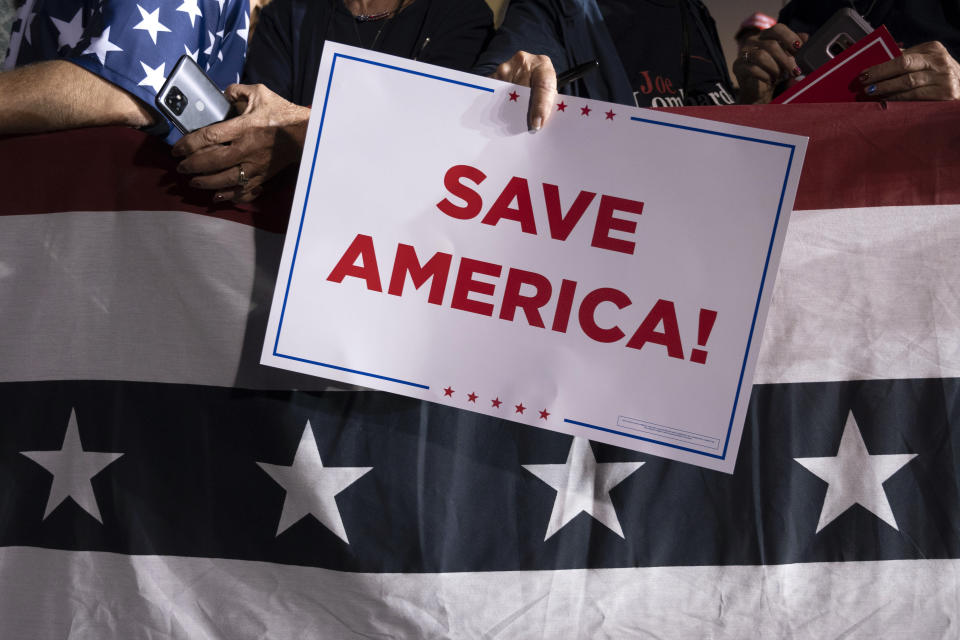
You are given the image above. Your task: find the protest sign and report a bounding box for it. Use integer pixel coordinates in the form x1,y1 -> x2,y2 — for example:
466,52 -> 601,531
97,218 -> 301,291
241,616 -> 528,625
261,43 -> 807,472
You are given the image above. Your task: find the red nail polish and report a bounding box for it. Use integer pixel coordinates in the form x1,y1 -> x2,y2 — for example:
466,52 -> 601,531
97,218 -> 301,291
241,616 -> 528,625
793,67 -> 802,77
793,40 -> 802,50
858,72 -> 870,83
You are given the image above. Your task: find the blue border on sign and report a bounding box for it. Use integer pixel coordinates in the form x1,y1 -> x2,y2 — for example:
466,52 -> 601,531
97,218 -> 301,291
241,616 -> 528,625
272,53 -> 494,391
272,52 -> 798,455
565,116 -> 797,460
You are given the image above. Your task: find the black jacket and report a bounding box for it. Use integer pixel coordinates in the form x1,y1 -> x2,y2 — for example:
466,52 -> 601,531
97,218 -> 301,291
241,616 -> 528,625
473,0 -> 731,106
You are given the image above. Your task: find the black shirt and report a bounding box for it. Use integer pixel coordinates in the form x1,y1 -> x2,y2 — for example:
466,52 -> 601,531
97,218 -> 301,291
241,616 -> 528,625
244,0 -> 493,105
596,0 -> 734,107
779,0 -> 960,59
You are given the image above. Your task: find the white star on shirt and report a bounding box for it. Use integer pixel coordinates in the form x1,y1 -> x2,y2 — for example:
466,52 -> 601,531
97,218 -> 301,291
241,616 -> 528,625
138,60 -> 166,93
133,4 -> 171,45
235,11 -> 249,41
19,408 -> 123,524
184,44 -> 198,61
49,8 -> 85,50
203,30 -> 215,56
524,437 -> 644,540
216,0 -> 226,14
11,1 -> 31,32
83,25 -> 123,64
22,11 -> 37,45
795,410 -> 917,533
176,0 -> 203,28
257,421 -> 372,543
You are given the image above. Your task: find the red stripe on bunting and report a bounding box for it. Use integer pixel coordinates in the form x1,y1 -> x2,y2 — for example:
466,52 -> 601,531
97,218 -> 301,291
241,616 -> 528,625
0,102 -> 957,230
0,127 -> 295,233
670,101 -> 960,211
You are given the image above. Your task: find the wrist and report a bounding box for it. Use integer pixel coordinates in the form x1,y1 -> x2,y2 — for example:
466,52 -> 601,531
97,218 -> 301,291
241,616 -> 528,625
283,107 -> 311,150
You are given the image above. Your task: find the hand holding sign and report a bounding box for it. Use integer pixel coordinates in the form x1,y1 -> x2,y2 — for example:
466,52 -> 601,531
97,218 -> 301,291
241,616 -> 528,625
489,51 -> 558,131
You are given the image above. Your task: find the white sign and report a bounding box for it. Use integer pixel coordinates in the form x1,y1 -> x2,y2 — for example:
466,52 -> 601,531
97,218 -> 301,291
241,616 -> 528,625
262,43 -> 807,473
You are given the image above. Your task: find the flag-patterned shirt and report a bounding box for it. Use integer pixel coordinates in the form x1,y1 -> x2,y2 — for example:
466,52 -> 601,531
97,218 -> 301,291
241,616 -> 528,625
2,0 -> 249,143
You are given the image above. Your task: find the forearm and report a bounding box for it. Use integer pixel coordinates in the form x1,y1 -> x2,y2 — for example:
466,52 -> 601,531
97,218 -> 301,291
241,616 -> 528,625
0,60 -> 155,134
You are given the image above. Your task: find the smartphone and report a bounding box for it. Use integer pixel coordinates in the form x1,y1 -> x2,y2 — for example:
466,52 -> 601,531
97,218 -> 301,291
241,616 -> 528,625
796,8 -> 874,74
155,55 -> 232,134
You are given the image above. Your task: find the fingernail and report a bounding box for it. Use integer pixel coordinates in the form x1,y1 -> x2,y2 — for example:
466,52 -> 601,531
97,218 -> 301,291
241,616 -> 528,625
793,40 -> 802,50
214,193 -> 225,201
792,66 -> 802,77
858,72 -> 870,83
189,178 -> 200,188
177,163 -> 188,173
866,84 -> 877,94
530,116 -> 542,132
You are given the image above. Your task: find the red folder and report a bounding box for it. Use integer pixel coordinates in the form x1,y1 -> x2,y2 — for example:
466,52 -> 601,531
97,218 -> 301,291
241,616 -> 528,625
773,26 -> 901,104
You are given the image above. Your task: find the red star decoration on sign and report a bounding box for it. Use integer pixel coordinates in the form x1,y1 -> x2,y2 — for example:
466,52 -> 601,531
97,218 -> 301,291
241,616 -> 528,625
443,386 -> 454,397
508,90 -> 519,102
539,409 -> 550,420
491,397 -> 502,408
580,105 -> 591,116
467,392 -> 478,403
557,101 -> 567,112
605,110 -> 616,120
515,403 -> 526,414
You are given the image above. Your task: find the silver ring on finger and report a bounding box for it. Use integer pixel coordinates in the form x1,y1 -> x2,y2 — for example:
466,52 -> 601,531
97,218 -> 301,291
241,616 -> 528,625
238,164 -> 248,186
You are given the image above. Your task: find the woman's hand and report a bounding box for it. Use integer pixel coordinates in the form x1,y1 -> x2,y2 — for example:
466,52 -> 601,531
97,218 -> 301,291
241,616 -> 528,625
491,51 -> 557,131
172,83 -> 311,203
733,24 -> 809,104
859,41 -> 960,101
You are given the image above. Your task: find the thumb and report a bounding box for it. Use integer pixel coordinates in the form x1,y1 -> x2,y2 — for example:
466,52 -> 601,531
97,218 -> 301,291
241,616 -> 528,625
225,83 -> 257,114
528,64 -> 557,131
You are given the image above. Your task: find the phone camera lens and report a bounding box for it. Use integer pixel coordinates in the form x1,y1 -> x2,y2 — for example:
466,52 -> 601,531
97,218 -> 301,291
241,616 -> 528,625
827,33 -> 855,58
164,87 -> 188,115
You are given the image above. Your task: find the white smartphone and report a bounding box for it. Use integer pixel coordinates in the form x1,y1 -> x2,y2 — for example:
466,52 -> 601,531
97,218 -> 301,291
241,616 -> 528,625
155,55 -> 232,134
